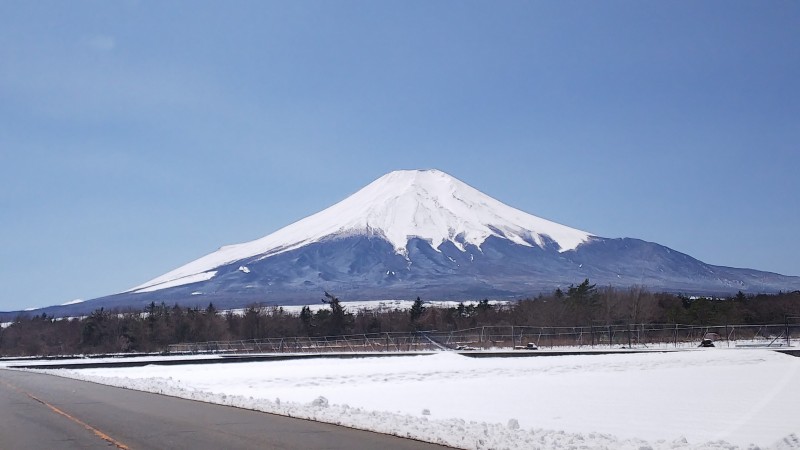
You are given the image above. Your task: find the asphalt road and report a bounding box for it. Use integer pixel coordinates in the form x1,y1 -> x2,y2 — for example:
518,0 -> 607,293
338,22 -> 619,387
0,369 -> 455,450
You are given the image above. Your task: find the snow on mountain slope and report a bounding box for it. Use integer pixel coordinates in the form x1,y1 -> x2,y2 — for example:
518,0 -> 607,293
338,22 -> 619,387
129,169 -> 592,293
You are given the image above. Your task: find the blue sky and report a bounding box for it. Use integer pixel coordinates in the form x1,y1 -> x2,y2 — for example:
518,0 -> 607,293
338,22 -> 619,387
1,1 -> 798,311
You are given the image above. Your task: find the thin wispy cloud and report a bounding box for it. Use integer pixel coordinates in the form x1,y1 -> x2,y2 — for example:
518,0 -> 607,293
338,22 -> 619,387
85,35 -> 116,52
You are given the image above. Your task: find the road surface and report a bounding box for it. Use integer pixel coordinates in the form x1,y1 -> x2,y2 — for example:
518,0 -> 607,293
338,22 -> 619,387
0,369 -> 454,450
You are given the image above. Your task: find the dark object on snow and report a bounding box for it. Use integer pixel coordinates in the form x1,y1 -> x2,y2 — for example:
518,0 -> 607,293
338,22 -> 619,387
699,338 -> 715,347
513,343 -> 539,350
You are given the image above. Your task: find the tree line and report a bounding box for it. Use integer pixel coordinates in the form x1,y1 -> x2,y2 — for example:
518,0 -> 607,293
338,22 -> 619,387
2,282 -> 799,357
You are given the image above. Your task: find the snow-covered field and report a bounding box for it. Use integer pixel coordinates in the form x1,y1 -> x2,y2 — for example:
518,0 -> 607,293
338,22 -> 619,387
228,298 -> 509,315
10,349 -> 800,449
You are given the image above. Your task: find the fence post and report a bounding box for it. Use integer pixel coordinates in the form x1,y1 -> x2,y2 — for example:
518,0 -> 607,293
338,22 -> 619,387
787,316 -> 791,348
627,324 -> 632,349
725,324 -> 729,348
674,324 -> 678,348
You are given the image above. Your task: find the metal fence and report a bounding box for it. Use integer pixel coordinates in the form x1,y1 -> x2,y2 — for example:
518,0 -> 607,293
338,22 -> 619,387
168,332 -> 448,354
167,321 -> 799,354
454,323 -> 798,350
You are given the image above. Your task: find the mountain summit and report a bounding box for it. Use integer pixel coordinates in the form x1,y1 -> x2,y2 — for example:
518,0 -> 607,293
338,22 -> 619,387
131,169 -> 592,294
12,169 -> 800,317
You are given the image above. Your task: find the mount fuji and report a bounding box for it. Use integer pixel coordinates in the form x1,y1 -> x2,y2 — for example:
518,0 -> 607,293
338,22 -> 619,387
12,169 -> 800,317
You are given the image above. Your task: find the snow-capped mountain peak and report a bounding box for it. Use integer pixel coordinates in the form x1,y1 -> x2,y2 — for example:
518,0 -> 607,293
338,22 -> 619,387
341,169 -> 593,253
129,169 -> 592,293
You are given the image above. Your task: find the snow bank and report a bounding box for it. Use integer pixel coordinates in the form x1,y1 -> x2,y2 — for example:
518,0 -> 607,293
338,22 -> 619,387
27,350 -> 800,450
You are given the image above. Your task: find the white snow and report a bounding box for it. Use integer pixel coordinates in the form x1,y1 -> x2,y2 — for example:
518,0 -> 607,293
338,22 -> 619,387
228,299 -> 508,315
60,299 -> 85,306
17,349 -> 800,449
128,169 -> 593,293
129,271 -> 217,293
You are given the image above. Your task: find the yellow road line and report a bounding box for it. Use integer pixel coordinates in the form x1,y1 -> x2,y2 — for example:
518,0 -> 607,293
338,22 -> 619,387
0,379 -> 130,450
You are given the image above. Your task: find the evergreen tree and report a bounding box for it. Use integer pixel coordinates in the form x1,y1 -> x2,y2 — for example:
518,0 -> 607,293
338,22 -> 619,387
410,297 -> 426,326
567,279 -> 597,303
321,291 -> 351,335
299,306 -> 313,334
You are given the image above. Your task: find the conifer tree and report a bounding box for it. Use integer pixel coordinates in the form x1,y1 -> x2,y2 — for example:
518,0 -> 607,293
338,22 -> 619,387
410,297 -> 426,325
